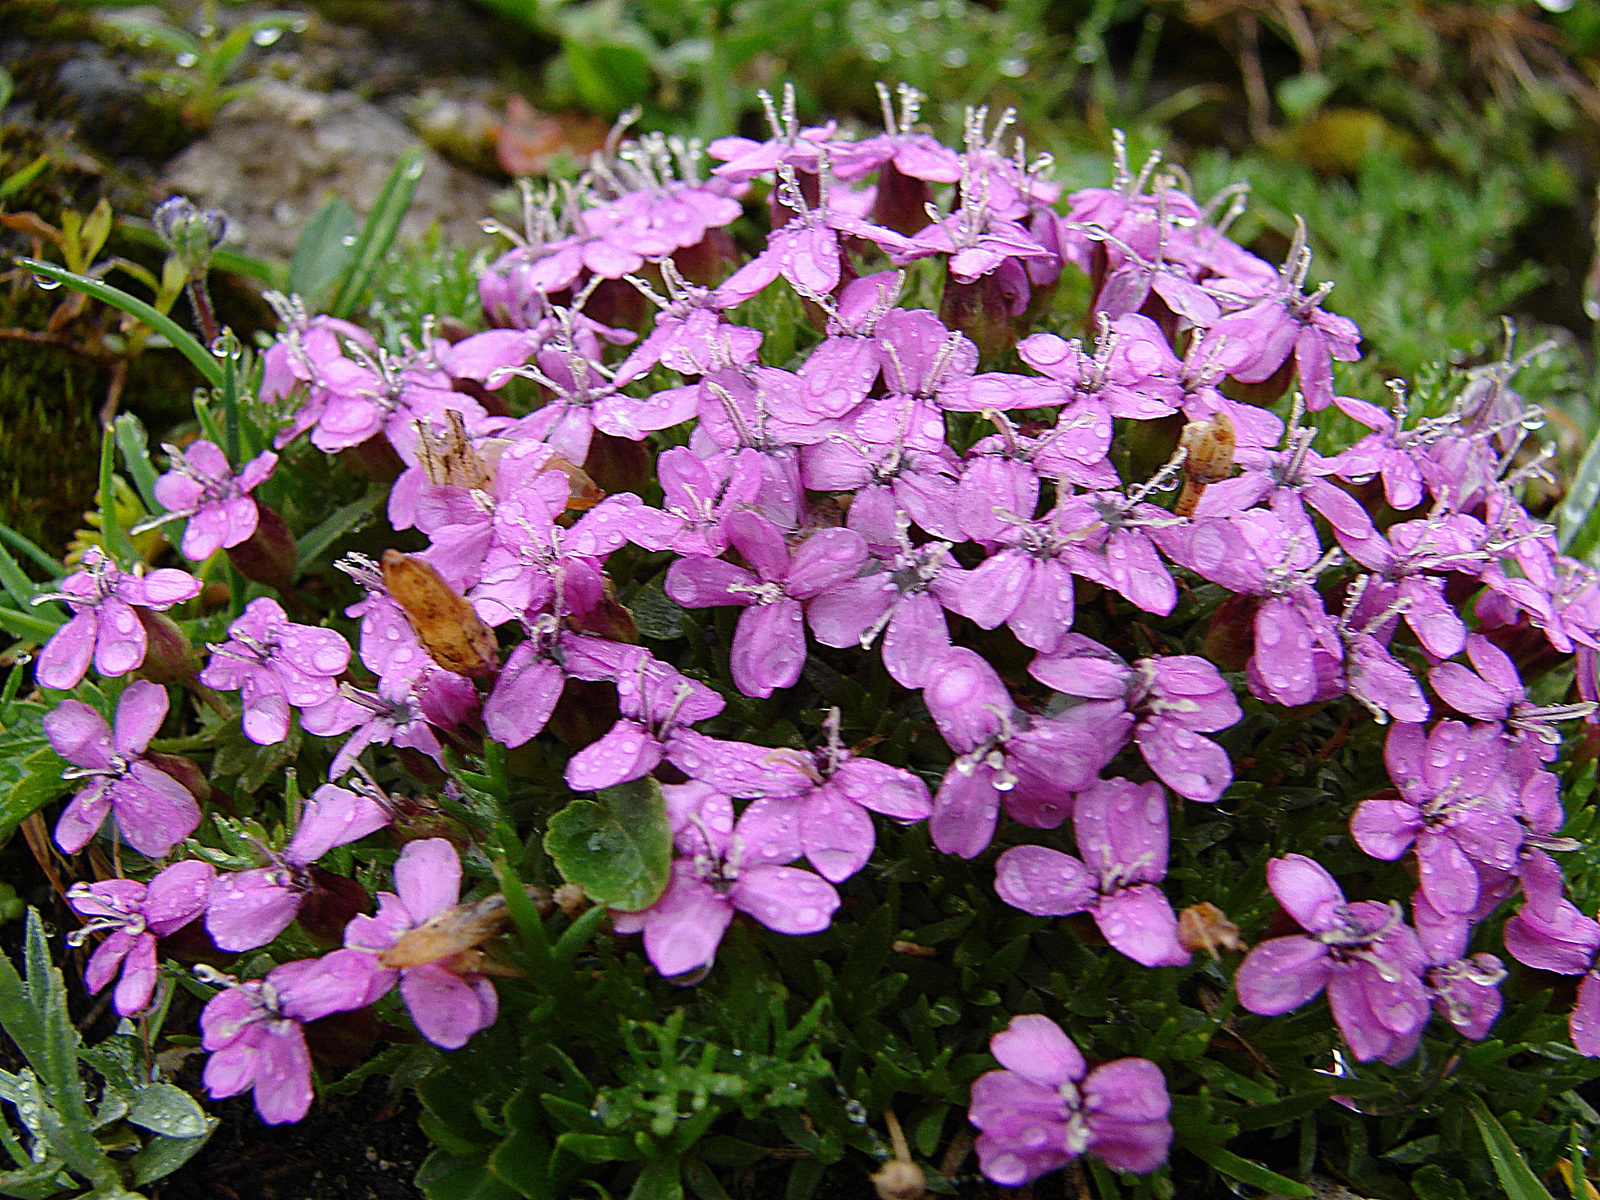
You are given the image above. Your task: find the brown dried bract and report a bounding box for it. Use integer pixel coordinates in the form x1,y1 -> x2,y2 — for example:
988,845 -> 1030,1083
1178,901 -> 1246,958
1174,411 -> 1236,517
380,549 -> 498,679
380,893 -> 511,969
415,410 -> 493,490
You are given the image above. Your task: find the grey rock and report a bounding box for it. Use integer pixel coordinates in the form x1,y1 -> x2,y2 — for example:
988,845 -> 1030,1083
159,79 -> 499,262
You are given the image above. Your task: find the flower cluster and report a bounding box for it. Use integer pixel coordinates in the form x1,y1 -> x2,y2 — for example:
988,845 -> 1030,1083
36,87 -> 1600,1188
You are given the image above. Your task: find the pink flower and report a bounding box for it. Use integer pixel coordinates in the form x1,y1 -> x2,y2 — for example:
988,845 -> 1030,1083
149,440 -> 277,561
921,648 -> 1129,857
206,784 -> 390,952
344,839 -> 499,1050
1235,855 -> 1429,1063
611,782 -> 839,979
200,950 -> 389,1124
969,1014 -> 1172,1184
1352,721 -> 1521,916
45,680 -> 200,857
67,860 -> 214,1015
995,779 -> 1188,967
33,548 -> 200,690
666,513 -> 867,698
199,597 -> 352,744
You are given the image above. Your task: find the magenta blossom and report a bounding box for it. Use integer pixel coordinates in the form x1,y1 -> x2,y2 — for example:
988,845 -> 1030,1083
664,710 -> 931,883
1502,898 -> 1600,1055
66,860 -> 214,1015
969,1014 -> 1172,1184
1351,721 -> 1520,916
206,784 -> 390,951
995,779 -> 1189,967
200,950 -> 389,1125
1030,641 -> 1242,803
611,782 -> 839,979
1235,855 -> 1429,1063
921,648 -> 1129,858
562,640 -> 726,792
33,548 -> 200,690
199,598 -> 352,745
45,680 -> 200,858
665,513 -> 867,698
1411,892 -> 1505,1040
147,440 -> 277,561
344,838 -> 499,1050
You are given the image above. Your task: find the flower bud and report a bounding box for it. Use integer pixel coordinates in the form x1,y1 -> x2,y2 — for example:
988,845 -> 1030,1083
297,867 -> 373,947
380,550 -> 499,679
583,432 -> 650,496
145,751 -> 214,804
133,608 -> 198,685
872,162 -> 932,238
939,271 -> 1018,363
1203,593 -> 1255,672
151,196 -> 228,279
226,501 -> 297,591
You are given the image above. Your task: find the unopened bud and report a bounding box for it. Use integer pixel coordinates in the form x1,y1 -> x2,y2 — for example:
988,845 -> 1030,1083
145,752 -> 213,804
1177,901 -> 1245,958
152,196 -> 228,278
583,433 -> 649,497
132,608 -> 197,684
380,549 -> 498,679
939,271 -> 1018,363
297,867 -> 372,946
871,1159 -> 926,1200
226,501 -> 297,591
1174,412 -> 1235,518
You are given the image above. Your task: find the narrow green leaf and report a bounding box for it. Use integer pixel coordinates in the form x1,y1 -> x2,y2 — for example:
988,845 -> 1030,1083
1179,1138 -> 1313,1198
543,777 -> 672,912
293,486 -> 385,577
0,524 -> 61,579
1562,427 -> 1600,559
1,747 -> 73,844
0,605 -> 65,642
1465,1096 -> 1556,1200
0,153 -> 51,202
9,913 -> 119,1190
288,194 -> 360,308
328,148 -> 425,320
17,259 -> 223,388
113,414 -> 162,514
0,540 -> 45,614
97,426 -> 136,565
551,906 -> 606,969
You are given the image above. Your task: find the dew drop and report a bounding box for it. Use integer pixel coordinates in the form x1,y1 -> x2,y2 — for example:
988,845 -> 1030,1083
175,52 -> 199,67
340,234 -> 359,246
403,158 -> 426,180
253,27 -> 284,46
31,274 -> 61,290
998,58 -> 1028,77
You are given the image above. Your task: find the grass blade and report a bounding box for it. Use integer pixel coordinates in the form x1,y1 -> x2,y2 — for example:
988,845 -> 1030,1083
1179,1139 -> 1314,1198
1466,1096 -> 1555,1200
16,259 -> 223,388
328,147 -> 425,320
113,414 -> 162,514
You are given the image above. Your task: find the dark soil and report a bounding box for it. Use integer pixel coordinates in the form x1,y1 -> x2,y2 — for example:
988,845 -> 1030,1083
154,1078 -> 427,1200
